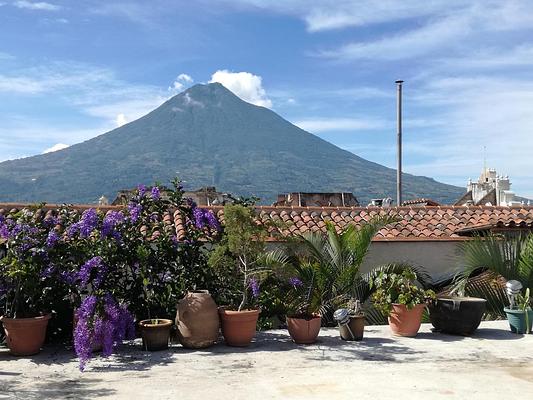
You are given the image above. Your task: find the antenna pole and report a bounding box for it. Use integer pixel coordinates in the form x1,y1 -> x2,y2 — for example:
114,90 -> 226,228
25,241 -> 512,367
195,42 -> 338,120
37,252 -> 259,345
396,80 -> 404,206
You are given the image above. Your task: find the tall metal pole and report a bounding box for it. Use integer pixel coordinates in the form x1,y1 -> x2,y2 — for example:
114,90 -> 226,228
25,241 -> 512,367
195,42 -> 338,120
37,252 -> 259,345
395,80 -> 403,206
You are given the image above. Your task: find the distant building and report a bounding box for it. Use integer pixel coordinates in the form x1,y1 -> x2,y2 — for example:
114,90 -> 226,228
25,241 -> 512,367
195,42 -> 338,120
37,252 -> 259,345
368,198 -> 393,207
273,192 -> 359,207
401,198 -> 441,207
455,168 -> 523,206
113,186 -> 233,206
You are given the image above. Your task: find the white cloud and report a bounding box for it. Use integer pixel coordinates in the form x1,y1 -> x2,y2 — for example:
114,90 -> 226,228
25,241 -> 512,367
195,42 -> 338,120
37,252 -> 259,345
13,0 -> 61,11
168,73 -> 194,93
294,117 -> 387,132
115,113 -> 127,127
209,70 -> 272,108
43,143 -> 69,153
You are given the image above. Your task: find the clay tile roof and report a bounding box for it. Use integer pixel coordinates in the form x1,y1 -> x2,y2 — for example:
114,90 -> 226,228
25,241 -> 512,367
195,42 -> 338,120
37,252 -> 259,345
2,203 -> 533,242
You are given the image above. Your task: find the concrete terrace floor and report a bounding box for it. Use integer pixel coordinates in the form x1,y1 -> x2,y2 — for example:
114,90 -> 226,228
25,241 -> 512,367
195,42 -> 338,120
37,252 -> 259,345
0,320 -> 532,400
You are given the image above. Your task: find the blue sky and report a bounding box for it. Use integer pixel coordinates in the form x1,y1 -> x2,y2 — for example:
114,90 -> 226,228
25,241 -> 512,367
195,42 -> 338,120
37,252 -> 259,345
1,0 -> 533,198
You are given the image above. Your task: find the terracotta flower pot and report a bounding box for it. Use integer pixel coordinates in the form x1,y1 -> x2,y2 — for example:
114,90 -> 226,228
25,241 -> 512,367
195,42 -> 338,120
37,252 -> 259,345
219,308 -> 259,347
339,315 -> 365,341
139,319 -> 173,351
0,314 -> 51,356
388,303 -> 425,337
176,290 -> 220,348
286,314 -> 321,344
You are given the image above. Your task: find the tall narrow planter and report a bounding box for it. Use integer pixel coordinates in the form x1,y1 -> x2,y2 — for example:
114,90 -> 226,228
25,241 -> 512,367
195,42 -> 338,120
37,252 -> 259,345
219,308 -> 259,347
0,314 -> 51,356
286,314 -> 321,344
429,297 -> 486,336
139,319 -> 173,351
504,308 -> 533,334
176,290 -> 219,349
388,304 -> 425,337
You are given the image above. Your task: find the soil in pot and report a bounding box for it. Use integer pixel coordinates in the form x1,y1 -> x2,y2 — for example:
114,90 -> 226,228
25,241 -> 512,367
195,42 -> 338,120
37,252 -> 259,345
176,290 -> 219,349
286,314 -> 321,344
339,315 -> 365,341
504,308 -> 533,334
139,319 -> 173,351
219,308 -> 259,347
388,304 -> 425,337
0,314 -> 51,356
429,296 -> 486,336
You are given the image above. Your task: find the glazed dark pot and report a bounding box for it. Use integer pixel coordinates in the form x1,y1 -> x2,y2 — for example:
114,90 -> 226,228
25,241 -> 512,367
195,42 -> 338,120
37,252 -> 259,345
429,297 -> 486,336
139,319 -> 173,351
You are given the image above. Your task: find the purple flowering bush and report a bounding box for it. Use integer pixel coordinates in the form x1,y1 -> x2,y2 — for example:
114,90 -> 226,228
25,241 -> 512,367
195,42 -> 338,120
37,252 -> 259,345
118,179 -> 221,321
0,205 -> 69,319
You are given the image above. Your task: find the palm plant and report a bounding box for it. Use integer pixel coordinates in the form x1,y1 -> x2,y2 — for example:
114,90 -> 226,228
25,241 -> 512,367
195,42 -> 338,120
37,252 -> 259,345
278,214 -> 433,324
452,233 -> 533,318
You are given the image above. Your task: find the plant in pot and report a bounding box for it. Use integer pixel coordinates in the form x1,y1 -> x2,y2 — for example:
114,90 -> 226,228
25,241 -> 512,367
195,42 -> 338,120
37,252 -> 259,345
0,206 -> 62,356
371,269 -> 436,337
208,203 -> 272,347
122,180 -> 222,350
334,298 -> 365,341
504,287 -> 532,334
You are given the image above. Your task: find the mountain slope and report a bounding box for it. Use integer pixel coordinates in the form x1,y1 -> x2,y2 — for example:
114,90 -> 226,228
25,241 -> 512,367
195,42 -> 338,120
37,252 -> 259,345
0,83 -> 464,205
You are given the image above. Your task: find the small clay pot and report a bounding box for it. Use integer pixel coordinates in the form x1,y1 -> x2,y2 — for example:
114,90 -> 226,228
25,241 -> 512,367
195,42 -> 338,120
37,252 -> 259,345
219,308 -> 259,347
339,315 -> 365,341
176,290 -> 219,348
388,303 -> 425,337
139,319 -> 173,351
0,314 -> 51,356
286,314 -> 321,344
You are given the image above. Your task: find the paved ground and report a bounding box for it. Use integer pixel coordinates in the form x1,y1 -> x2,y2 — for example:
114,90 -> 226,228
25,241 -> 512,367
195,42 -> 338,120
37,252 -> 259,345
0,320 -> 532,400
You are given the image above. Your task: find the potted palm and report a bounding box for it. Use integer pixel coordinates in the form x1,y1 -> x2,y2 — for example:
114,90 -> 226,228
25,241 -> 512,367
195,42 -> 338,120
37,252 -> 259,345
504,287 -> 532,334
371,269 -> 436,337
208,203 -> 271,347
0,207 -> 59,356
278,216 -> 400,343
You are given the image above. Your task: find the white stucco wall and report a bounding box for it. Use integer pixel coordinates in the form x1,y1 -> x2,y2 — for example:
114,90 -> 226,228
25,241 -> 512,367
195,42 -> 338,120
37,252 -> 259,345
361,240 -> 464,282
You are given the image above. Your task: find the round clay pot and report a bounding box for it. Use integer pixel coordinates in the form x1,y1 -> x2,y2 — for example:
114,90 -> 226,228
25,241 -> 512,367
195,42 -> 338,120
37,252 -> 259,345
176,290 -> 219,348
219,308 -> 259,347
139,319 -> 173,351
0,314 -> 51,356
388,303 -> 425,337
286,314 -> 321,344
339,315 -> 365,341
429,297 -> 486,335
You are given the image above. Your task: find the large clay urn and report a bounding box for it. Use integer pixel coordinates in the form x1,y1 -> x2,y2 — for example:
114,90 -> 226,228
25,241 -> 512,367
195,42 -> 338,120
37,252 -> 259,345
176,290 -> 219,348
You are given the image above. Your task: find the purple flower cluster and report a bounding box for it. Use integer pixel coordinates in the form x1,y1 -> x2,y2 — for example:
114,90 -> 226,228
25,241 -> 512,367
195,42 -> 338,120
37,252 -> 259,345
101,211 -> 124,240
289,277 -> 303,288
78,256 -> 108,289
192,208 -> 221,231
151,186 -> 160,200
45,230 -> 60,248
74,294 -> 135,371
127,202 -> 142,223
248,277 -> 260,298
68,209 -> 98,239
137,184 -> 146,197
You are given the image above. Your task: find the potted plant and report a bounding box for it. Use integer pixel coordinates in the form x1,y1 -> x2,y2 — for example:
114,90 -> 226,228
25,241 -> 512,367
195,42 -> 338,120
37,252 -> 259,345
371,269 -> 436,337
208,203 -> 272,347
123,181 -> 221,350
277,217 -> 399,343
504,287 -> 532,334
428,296 -> 486,336
335,298 -> 365,341
0,206 -> 60,356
